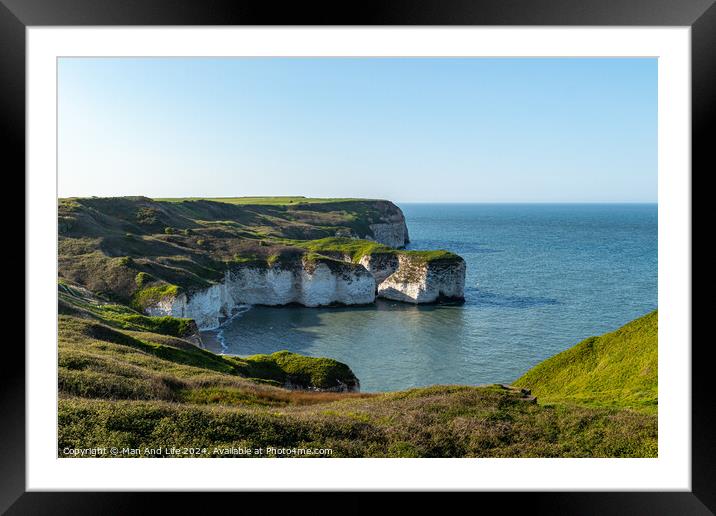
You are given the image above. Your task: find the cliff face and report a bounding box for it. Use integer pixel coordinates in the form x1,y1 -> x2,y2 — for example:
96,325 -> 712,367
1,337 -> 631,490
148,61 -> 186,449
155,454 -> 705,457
148,252 -> 465,330
366,209 -> 410,248
146,258 -> 376,329
377,255 -> 466,304
316,198 -> 409,248
366,222 -> 409,249
359,252 -> 400,284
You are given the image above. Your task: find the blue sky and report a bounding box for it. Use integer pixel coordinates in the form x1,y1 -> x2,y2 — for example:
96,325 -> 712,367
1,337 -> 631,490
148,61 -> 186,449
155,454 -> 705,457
58,57 -> 657,202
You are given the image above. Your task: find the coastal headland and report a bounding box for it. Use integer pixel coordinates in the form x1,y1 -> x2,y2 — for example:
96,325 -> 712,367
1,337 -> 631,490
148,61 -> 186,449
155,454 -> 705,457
57,196 -> 657,457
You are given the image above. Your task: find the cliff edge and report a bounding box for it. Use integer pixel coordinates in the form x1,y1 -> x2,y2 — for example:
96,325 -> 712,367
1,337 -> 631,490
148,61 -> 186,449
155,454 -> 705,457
58,196 -> 464,330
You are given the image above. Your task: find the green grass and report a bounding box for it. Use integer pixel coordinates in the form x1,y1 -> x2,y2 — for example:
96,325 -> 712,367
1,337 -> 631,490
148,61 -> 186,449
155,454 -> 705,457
293,236 -> 460,264
514,310 -> 657,413
131,283 -> 181,311
59,284 -> 195,338
234,351 -> 358,390
293,237 -> 392,262
57,303 -> 658,458
58,297 -> 360,395
58,384 -> 656,458
400,249 -> 461,263
153,196 -> 373,206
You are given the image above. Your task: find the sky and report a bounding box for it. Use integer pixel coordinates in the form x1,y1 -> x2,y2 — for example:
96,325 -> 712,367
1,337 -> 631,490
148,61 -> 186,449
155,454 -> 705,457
58,57 -> 657,202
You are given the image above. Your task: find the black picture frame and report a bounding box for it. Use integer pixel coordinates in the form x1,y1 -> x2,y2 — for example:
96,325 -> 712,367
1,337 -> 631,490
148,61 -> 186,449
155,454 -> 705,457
5,0 -> 712,513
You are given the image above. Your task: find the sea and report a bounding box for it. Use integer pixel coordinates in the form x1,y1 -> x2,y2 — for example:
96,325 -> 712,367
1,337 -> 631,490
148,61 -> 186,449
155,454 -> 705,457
201,203 -> 657,392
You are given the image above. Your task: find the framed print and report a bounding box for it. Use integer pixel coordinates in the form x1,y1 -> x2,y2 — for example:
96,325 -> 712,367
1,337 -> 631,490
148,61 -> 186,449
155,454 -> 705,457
6,0 -> 713,512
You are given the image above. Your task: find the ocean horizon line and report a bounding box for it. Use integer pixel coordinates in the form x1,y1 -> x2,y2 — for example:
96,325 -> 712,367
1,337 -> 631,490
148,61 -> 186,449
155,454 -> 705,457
57,195 -> 658,205
395,201 -> 657,205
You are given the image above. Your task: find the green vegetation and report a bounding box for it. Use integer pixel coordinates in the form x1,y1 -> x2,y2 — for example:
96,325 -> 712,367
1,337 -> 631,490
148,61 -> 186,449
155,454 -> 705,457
236,351 -> 357,390
295,237 -> 392,262
57,196 -> 422,305
57,288 -> 658,457
59,282 -> 359,393
293,236 -> 460,264
58,196 -> 460,309
154,196 -> 371,206
59,318 -> 358,393
59,381 -> 656,457
400,249 -> 461,263
514,311 -> 657,413
60,283 -> 192,338
134,272 -> 154,288
59,313 -> 357,392
57,196 -> 656,458
117,256 -> 134,267
131,283 -> 181,311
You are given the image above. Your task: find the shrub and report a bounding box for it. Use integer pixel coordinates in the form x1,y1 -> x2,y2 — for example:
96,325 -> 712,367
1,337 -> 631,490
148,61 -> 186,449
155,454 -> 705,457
232,351 -> 359,391
118,256 -> 135,267
135,207 -> 158,225
135,272 -> 154,288
132,283 -> 180,311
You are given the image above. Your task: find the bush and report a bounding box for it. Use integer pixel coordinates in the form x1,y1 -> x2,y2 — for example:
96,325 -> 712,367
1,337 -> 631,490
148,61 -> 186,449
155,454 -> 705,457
132,283 -> 180,311
135,207 -> 158,225
118,256 -> 135,267
231,351 -> 359,391
135,272 -> 154,288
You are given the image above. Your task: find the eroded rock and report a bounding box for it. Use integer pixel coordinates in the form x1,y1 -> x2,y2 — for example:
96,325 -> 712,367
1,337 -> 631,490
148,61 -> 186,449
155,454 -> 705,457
377,254 -> 466,304
146,258 -> 376,329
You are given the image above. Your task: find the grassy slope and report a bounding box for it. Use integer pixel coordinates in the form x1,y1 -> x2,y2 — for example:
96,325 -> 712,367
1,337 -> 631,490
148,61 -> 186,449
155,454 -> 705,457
58,298 -> 658,457
59,286 -> 359,392
514,310 -> 657,413
59,315 -> 358,390
60,387 -> 656,458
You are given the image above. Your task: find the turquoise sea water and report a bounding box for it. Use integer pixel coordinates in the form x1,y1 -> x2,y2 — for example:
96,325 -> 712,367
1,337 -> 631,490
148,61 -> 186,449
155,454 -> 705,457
201,204 -> 657,392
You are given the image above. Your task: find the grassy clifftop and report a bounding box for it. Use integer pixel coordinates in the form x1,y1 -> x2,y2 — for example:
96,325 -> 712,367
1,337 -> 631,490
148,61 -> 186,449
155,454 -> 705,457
58,196 -> 413,305
514,311 -> 657,413
154,196 -> 373,205
294,236 -> 461,264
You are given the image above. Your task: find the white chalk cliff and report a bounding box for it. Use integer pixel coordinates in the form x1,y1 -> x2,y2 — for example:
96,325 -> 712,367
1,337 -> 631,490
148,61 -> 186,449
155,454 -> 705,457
366,220 -> 410,249
147,259 -> 376,330
377,254 -> 466,304
147,252 -> 465,330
